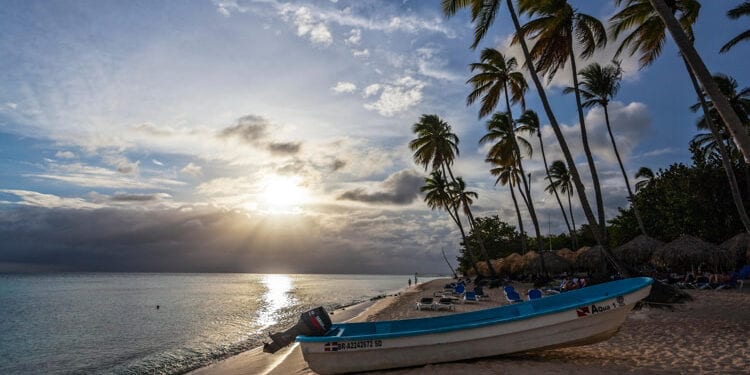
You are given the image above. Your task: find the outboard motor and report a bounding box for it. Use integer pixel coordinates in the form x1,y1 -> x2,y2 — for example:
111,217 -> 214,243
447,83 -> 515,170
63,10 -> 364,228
263,306 -> 332,353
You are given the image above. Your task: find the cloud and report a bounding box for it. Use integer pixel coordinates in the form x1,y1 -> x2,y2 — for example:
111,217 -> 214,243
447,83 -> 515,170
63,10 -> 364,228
0,205 -> 454,274
415,46 -> 460,81
218,115 -> 270,143
363,84 -> 381,98
346,28 -> 361,45
27,162 -> 185,190
331,159 -> 346,171
268,142 -> 301,156
180,162 -> 202,177
332,81 -> 357,94
152,159 -> 164,166
352,49 -> 370,58
337,169 -> 423,205
363,76 -> 425,116
106,156 -> 140,175
282,6 -> 333,46
0,189 -> 101,209
55,151 -> 76,159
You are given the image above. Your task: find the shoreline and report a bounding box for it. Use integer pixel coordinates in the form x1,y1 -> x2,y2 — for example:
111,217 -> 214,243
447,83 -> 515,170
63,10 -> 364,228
188,280 -> 435,375
191,278 -> 750,374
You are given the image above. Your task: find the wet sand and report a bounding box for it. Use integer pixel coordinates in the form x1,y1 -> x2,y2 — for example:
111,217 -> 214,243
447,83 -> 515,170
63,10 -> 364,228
192,278 -> 750,374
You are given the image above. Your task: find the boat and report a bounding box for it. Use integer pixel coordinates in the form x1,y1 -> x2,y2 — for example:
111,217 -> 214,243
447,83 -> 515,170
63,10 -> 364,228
296,277 -> 653,374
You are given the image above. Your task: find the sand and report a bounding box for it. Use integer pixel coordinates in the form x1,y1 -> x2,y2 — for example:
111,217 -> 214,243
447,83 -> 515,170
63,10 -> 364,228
192,279 -> 750,374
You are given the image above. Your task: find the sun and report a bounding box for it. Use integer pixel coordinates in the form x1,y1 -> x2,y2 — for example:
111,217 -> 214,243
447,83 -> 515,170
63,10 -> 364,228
259,175 -> 311,213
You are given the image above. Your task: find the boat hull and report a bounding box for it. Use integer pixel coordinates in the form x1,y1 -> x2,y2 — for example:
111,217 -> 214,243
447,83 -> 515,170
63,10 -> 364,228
298,278 -> 652,374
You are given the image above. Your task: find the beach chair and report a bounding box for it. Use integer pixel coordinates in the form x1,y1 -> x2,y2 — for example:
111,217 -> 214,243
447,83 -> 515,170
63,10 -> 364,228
433,298 -> 455,311
453,284 -> 466,297
527,289 -> 543,301
504,290 -> 522,304
416,297 -> 434,311
463,291 -> 478,304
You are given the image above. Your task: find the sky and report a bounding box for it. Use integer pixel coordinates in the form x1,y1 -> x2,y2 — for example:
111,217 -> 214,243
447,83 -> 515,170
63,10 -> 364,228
1,0 -> 749,274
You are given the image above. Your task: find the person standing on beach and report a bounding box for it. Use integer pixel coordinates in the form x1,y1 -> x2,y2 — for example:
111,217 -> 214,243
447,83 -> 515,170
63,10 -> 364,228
414,273 -> 418,285
408,278 -> 412,288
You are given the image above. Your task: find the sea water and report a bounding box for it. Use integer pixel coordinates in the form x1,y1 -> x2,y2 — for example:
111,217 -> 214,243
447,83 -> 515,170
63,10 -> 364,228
0,273 -> 437,374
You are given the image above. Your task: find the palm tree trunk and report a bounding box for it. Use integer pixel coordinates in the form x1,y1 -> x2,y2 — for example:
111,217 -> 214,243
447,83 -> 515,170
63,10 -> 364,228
445,194 -> 483,276
503,84 -> 547,269
649,0 -> 750,163
505,0 -> 604,248
444,164 -> 499,277
506,0 -> 624,276
537,132 -> 574,240
602,105 -> 648,236
508,180 -> 528,254
568,45 -> 607,245
567,189 -> 577,249
682,58 -> 750,233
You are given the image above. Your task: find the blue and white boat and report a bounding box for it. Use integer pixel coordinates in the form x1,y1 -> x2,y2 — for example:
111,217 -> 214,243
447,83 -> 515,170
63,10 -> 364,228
296,277 -> 653,374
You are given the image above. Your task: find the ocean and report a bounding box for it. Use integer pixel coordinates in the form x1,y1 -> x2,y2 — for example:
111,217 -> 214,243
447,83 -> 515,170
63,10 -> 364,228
0,273 -> 438,374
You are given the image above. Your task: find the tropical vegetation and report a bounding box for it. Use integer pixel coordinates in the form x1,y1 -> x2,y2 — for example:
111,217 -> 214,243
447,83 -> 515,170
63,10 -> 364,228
408,1 -> 750,279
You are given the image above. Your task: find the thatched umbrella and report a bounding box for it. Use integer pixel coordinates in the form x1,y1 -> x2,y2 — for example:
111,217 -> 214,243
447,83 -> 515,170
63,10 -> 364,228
652,235 -> 724,273
556,248 -> 577,264
575,246 -> 604,272
518,251 -> 540,274
613,235 -> 665,268
542,252 -> 572,274
504,252 -> 524,275
721,233 -> 750,267
474,259 -> 506,277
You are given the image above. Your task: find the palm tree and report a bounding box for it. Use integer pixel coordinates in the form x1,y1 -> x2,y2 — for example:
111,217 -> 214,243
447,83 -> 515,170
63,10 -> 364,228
409,114 -> 498,276
546,160 -> 576,249
443,0 -> 620,276
480,112 -> 548,274
516,0 -> 609,244
563,61 -> 647,236
489,160 -> 528,253
687,73 -> 750,232
634,167 -> 655,192
422,171 -> 481,276
612,0 -> 750,234
517,109 -> 575,247
720,1 -> 750,53
636,0 -> 750,162
467,48 -> 528,118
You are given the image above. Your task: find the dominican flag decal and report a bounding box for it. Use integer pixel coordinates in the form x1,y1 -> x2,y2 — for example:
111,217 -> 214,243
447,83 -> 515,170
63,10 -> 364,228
576,306 -> 590,317
324,342 -> 340,352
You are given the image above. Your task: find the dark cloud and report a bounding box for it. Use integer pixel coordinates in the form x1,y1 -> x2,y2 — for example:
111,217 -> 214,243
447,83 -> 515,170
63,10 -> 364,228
0,206 -> 452,274
338,169 -> 423,205
110,193 -> 161,202
218,115 -> 269,143
331,159 -> 346,172
267,142 -> 301,156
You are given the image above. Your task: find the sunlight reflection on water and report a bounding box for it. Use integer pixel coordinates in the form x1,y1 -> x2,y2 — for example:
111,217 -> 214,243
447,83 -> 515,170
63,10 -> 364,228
256,274 -> 295,329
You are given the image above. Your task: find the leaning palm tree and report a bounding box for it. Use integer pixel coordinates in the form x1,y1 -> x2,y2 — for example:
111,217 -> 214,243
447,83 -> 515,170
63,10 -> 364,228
720,1 -> 750,53
443,0 -> 620,276
422,171 -> 482,276
517,109 -> 574,244
481,112 -> 548,274
443,0 -> 605,246
631,0 -> 750,162
546,160 -> 577,250
489,160 -> 528,253
516,0 -> 609,244
612,0 -> 750,234
563,61 -> 647,236
688,74 -> 750,232
467,48 -> 528,119
409,114 -> 498,276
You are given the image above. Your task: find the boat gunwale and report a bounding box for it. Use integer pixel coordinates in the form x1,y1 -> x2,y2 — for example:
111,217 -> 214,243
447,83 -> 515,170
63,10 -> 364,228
296,277 -> 653,342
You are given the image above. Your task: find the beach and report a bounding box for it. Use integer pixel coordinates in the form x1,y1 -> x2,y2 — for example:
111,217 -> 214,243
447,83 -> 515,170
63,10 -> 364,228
192,278 -> 750,374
